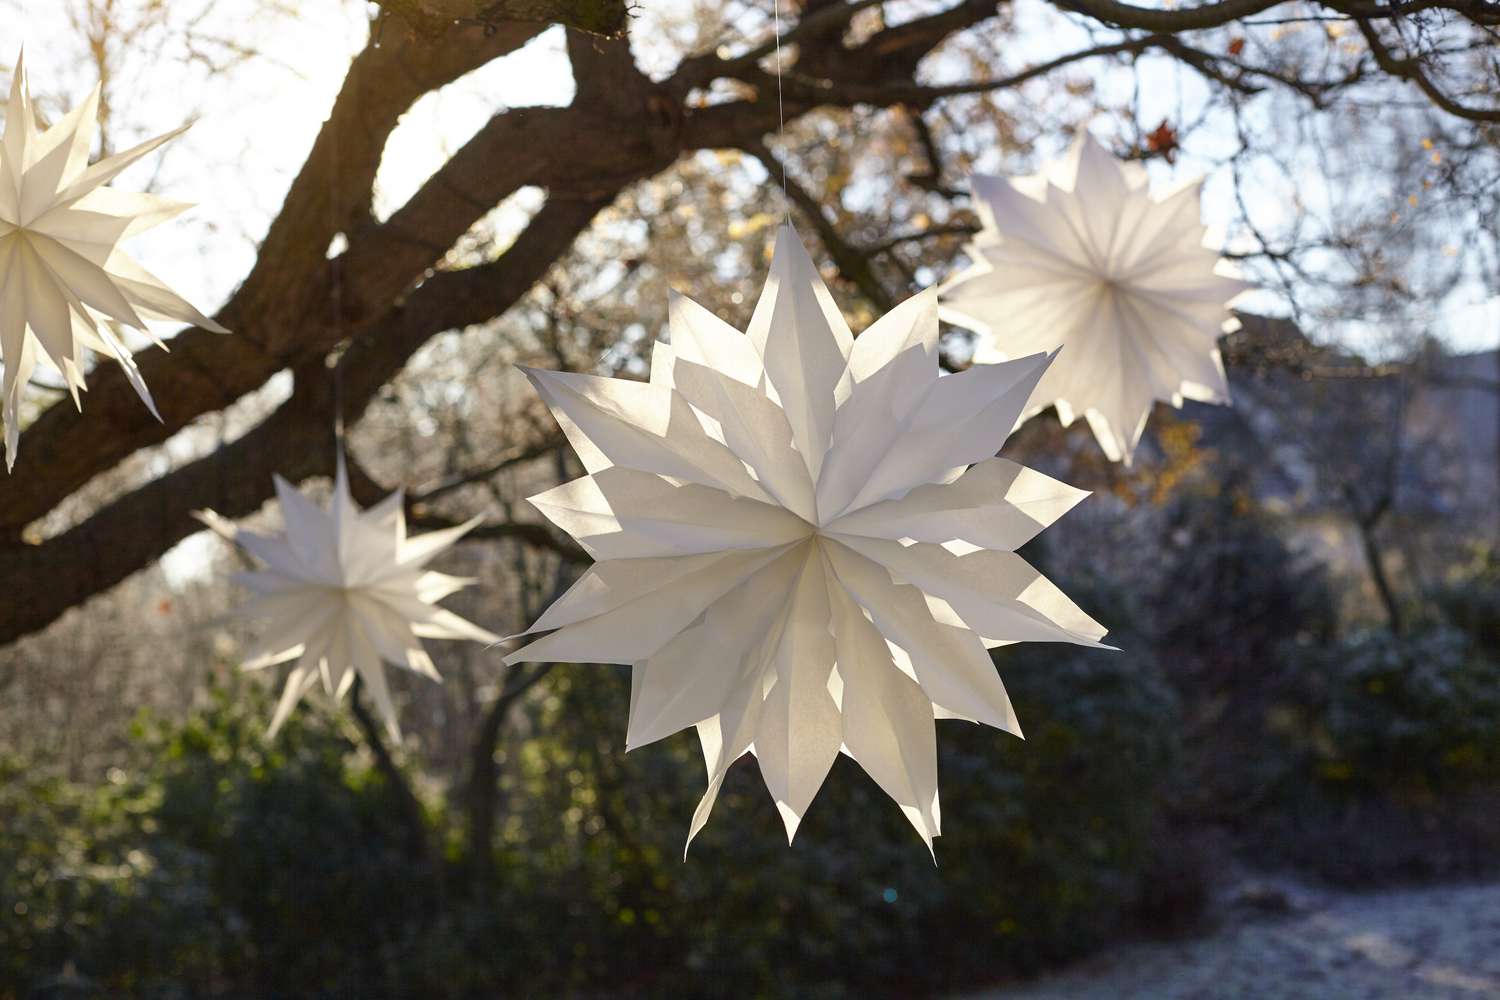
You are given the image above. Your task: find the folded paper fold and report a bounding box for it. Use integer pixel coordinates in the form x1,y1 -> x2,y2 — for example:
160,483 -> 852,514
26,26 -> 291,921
199,455 -> 497,741
512,223 -> 1107,854
0,51 -> 228,469
939,131 -> 1254,466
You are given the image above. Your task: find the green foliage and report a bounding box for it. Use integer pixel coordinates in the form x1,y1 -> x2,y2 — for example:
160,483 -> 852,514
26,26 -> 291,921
0,635 -> 1180,998
1,679 -> 445,998
1245,625 -> 1500,885
1284,626 -> 1500,798
491,628 -> 1179,996
0,755 -> 144,995
1432,543 -> 1500,660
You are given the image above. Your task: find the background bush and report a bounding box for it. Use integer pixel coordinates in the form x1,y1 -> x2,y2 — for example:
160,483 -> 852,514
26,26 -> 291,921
1433,544 -> 1500,660
7,500 -> 1500,996
0,628 -> 1180,999
1238,625 -> 1500,884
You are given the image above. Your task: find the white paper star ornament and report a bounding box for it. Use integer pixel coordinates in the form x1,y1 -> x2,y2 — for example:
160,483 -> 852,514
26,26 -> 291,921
198,458 -> 498,741
939,131 -> 1254,465
0,51 -> 228,469
509,224 -> 1108,854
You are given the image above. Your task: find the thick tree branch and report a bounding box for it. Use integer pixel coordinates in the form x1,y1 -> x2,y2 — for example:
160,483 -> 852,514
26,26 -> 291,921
0,196 -> 610,646
1050,0 -> 1281,29
373,0 -> 629,37
1051,0 -> 1495,32
7,0 -> 1016,537
3,23 -> 546,532
7,0 -> 1476,650
671,0 -> 889,91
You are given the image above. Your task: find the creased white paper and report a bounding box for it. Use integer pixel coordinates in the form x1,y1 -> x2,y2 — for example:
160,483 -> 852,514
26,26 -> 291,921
510,224 -> 1108,854
0,51 -> 228,469
198,455 -> 497,741
939,131 -> 1254,465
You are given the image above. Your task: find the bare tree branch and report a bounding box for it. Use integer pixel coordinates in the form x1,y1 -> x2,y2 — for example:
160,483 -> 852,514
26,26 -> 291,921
1357,18 -> 1500,121
742,137 -> 897,311
372,0 -> 630,38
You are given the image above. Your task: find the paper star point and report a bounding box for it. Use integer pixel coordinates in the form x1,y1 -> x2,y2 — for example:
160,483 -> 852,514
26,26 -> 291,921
510,224 -> 1108,853
200,457 -> 498,741
0,50 -> 228,469
939,131 -> 1254,465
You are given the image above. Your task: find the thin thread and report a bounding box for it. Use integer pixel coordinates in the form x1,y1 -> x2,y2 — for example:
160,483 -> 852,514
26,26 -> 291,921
772,0 -> 788,218
329,16 -> 348,452
330,133 -> 345,448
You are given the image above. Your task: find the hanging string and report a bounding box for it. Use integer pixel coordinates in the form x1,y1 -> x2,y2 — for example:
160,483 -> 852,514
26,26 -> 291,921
328,11 -> 349,456
771,0 -> 789,219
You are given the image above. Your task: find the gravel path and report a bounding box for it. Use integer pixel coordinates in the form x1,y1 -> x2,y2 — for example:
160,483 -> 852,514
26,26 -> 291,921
975,880 -> 1500,999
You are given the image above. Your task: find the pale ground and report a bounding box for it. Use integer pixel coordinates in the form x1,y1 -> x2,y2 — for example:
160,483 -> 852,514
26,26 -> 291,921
974,878 -> 1500,999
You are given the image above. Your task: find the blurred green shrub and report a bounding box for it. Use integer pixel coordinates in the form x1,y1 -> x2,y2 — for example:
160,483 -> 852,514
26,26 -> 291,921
1283,625 -> 1500,798
1,680 -> 449,998
0,756 -> 130,995
1153,486 -> 1339,684
1,621 -> 1180,998
1432,543 -> 1500,660
1250,625 -> 1500,884
478,567 -> 1181,995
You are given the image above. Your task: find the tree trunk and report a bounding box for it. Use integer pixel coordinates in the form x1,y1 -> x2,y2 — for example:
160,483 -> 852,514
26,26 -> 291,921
348,679 -> 433,865
464,663 -> 556,878
1351,496 -> 1404,635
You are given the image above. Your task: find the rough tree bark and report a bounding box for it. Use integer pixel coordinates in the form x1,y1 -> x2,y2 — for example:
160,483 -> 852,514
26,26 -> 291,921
373,0 -> 630,37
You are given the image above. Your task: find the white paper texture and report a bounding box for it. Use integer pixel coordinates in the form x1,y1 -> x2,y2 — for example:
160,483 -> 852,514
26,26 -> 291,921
198,456 -> 497,741
0,52 -> 227,469
938,131 -> 1254,465
511,224 -> 1108,854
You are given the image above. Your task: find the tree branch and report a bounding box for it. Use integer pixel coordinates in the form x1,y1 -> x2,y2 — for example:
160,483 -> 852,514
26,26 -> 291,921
1049,0 -> 1495,32
2,22 -> 547,532
464,661 -> 558,873
409,434 -> 568,505
0,196 -> 610,646
742,138 -> 896,311
347,677 -> 432,864
1356,18 -> 1500,122
372,0 -> 630,38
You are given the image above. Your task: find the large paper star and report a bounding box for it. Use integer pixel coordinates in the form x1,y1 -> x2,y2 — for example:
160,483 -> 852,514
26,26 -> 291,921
508,225 -> 1108,853
939,132 -> 1254,465
198,458 -> 498,741
0,51 -> 227,469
